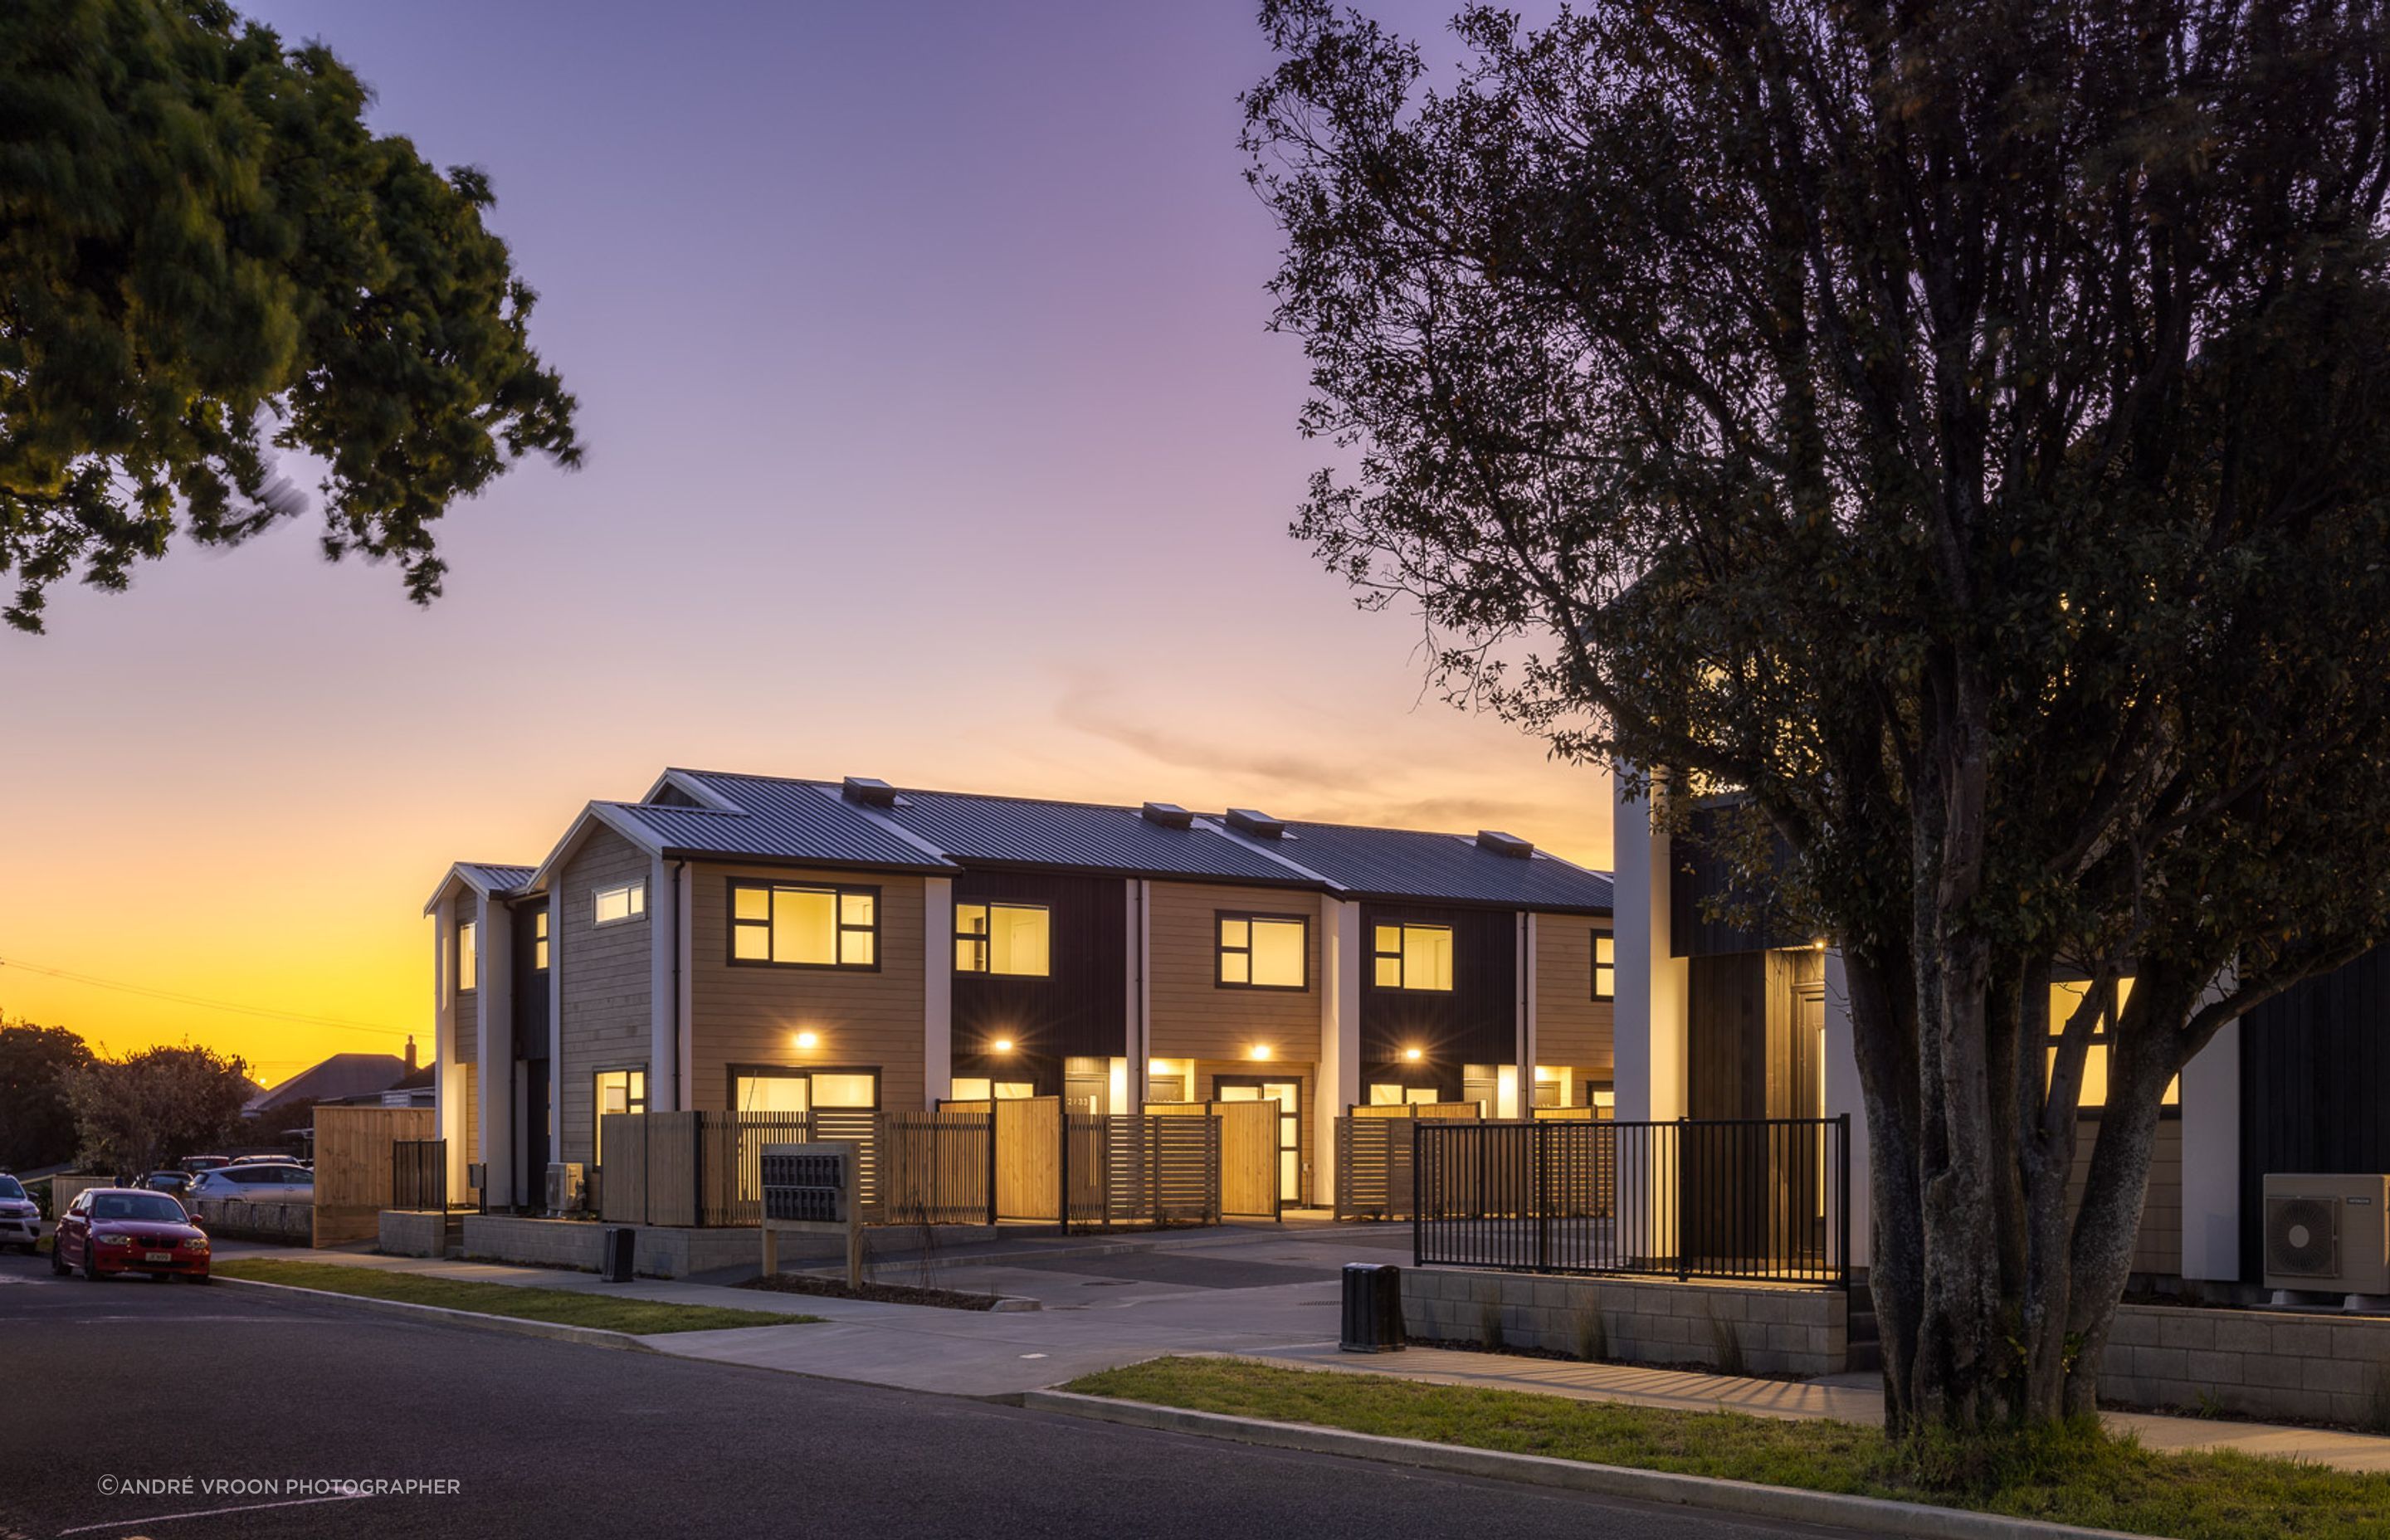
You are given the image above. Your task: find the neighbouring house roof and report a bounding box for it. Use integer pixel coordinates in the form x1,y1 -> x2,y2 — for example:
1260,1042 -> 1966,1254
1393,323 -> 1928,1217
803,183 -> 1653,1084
422,860 -> 539,915
244,1053 -> 407,1115
499,768 -> 1610,914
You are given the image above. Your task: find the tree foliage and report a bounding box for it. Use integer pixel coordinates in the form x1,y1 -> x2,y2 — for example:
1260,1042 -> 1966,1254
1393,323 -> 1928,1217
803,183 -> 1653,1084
0,1019 -> 93,1169
61,1041 -> 252,1177
1248,0 -> 2390,1431
0,0 -> 580,631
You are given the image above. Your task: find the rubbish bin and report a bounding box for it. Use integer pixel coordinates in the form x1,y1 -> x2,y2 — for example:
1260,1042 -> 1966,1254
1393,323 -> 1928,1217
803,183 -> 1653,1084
1339,1262 -> 1405,1352
602,1226 -> 636,1284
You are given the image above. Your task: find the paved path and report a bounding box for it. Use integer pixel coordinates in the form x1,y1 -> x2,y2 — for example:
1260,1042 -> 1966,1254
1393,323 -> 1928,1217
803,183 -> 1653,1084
209,1225 -> 2390,1473
0,1250 -> 1861,1540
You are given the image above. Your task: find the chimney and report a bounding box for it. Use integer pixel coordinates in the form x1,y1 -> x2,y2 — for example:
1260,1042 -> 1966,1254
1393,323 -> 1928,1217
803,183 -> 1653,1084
404,1035 -> 418,1074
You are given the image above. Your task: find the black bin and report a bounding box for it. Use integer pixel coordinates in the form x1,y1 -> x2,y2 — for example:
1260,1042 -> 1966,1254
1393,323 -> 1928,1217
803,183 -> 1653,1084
1339,1262 -> 1405,1352
601,1226 -> 636,1284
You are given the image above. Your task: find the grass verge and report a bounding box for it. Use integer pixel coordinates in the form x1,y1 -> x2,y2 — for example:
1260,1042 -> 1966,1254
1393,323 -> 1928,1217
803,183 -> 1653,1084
1066,1357 -> 2390,1540
213,1258 -> 821,1335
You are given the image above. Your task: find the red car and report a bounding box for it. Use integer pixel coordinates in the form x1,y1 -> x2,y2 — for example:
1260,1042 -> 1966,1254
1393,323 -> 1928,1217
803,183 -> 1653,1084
50,1187 -> 211,1282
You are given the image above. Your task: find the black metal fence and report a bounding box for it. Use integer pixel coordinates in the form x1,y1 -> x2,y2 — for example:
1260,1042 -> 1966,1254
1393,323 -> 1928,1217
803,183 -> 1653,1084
1413,1116 -> 1850,1285
393,1138 -> 447,1211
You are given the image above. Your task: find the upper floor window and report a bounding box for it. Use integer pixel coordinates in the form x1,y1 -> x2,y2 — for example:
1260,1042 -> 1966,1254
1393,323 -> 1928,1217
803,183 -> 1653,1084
731,881 -> 878,968
1373,923 -> 1453,992
533,910 -> 549,971
2046,977 -> 2178,1109
456,920 -> 478,992
955,901 -> 1050,977
594,880 -> 646,927
1218,914 -> 1307,990
1592,931 -> 1615,1001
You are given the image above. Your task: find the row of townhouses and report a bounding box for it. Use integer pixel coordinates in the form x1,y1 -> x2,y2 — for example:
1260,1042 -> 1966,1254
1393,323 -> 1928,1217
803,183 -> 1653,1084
426,768 -> 1617,1210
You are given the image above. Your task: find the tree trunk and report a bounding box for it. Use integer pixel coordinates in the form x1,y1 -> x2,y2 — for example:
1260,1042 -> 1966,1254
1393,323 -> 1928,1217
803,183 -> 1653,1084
1844,947 -> 1925,1431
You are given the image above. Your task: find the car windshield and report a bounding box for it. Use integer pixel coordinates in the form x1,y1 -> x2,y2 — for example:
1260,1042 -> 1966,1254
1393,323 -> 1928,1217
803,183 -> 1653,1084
91,1193 -> 186,1223
0,1177 -> 25,1201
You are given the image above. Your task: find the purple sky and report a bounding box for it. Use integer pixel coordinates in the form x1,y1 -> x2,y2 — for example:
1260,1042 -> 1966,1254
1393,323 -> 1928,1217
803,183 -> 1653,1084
0,0 -> 1604,1084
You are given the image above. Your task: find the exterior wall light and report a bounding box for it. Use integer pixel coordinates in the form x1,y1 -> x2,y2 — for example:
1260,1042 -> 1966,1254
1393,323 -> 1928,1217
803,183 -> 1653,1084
794,1031 -> 819,1050
1403,1046 -> 1424,1063
993,1038 -> 1015,1053
1249,1044 -> 1273,1062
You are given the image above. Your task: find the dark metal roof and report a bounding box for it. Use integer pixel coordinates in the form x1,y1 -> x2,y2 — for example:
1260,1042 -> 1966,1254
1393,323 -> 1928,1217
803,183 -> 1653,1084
585,768 -> 1612,909
455,862 -> 536,895
1214,819 -> 1614,914
603,782 -> 955,871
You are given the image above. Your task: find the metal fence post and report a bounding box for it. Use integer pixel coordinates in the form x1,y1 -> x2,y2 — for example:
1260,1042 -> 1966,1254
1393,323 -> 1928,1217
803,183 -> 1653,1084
1836,1112 -> 1851,1287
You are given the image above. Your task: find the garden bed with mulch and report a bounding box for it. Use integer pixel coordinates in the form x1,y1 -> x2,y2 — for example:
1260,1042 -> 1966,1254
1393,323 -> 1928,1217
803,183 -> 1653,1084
739,1273 -> 1011,1311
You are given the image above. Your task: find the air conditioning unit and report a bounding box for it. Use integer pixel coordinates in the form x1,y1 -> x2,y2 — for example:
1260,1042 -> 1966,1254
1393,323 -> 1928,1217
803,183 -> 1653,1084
2263,1174 -> 2390,1298
544,1162 -> 586,1216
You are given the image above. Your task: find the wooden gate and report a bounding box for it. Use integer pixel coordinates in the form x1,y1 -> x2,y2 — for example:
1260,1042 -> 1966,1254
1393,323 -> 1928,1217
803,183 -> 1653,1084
311,1104 -> 436,1243
940,1096 -> 1062,1221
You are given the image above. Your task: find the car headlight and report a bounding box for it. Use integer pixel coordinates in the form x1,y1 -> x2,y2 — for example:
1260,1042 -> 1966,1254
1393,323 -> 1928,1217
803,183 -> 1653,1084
95,1233 -> 134,1247
183,1236 -> 209,1250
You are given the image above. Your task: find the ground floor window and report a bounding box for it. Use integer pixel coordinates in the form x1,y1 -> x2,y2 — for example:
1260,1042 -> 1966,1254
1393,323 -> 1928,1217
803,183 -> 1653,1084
730,1065 -> 881,1114
949,1077 -> 1036,1101
593,1067 -> 646,1166
1366,1083 -> 1443,1106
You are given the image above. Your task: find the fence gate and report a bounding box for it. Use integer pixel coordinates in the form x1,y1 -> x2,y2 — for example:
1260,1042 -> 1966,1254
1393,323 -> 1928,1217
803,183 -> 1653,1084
1144,1099 -> 1277,1219
392,1138 -> 447,1212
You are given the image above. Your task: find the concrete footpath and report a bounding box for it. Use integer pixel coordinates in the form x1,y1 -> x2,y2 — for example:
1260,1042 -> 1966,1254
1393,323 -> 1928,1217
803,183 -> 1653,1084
216,1225 -> 2390,1473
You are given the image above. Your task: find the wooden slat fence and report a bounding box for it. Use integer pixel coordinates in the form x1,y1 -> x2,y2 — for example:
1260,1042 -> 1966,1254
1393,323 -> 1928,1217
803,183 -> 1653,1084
882,1111 -> 992,1224
600,1110 -> 876,1227
1064,1113 -> 1222,1227
311,1105 -> 436,1245
391,1137 -> 448,1214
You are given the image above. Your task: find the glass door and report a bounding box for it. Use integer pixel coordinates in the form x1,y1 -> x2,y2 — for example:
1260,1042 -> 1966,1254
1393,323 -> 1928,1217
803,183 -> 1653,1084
1218,1079 -> 1301,1207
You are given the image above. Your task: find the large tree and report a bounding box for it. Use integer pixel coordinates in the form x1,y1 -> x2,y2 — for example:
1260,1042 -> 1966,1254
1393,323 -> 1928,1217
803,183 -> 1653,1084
61,1042 -> 253,1177
0,0 -> 580,632
1247,0 -> 2390,1432
0,1020 -> 93,1169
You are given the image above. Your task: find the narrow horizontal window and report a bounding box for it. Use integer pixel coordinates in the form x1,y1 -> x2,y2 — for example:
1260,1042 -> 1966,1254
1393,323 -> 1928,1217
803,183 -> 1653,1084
954,901 -> 1050,977
593,880 -> 646,927
1371,922 -> 1453,992
729,880 -> 879,968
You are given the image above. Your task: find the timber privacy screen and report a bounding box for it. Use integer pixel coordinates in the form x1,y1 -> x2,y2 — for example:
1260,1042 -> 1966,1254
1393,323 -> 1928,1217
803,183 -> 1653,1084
1412,1117 -> 1851,1285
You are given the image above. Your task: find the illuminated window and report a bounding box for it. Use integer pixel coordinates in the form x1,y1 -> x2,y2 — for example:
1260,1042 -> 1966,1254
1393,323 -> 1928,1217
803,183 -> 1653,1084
2046,977 -> 2178,1109
730,881 -> 878,968
954,901 -> 1050,977
1367,1083 -> 1442,1105
1217,914 -> 1307,989
1371,923 -> 1453,992
533,910 -> 549,971
593,880 -> 646,927
456,920 -> 478,993
1592,932 -> 1615,1001
733,1067 -> 879,1112
593,1068 -> 646,1166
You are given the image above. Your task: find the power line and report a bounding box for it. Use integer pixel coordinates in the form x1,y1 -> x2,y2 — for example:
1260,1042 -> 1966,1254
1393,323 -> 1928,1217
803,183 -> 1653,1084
0,956 -> 411,1041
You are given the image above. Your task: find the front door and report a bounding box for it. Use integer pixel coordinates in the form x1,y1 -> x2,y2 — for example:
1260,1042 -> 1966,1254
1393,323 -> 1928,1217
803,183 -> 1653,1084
1217,1079 -> 1301,1208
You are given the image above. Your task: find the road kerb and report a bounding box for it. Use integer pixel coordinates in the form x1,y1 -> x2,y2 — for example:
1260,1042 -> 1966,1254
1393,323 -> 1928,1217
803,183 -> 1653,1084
1021,1391 -> 2150,1540
212,1274 -> 658,1352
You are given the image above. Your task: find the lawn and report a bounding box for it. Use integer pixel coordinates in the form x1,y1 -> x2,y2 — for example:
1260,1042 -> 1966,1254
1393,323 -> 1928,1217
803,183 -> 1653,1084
213,1258 -> 821,1335
1066,1357 -> 2390,1540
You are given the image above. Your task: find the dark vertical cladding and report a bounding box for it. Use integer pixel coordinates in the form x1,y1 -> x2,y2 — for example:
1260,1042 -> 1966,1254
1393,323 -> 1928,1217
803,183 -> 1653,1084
949,870 -> 1128,1072
510,897 -> 550,1061
1670,800 -> 1801,958
1687,953 -> 1767,1118
2241,944 -> 2390,1280
1357,903 -> 1517,1070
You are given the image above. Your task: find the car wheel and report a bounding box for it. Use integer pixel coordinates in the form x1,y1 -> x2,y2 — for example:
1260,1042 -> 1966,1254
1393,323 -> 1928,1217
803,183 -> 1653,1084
49,1240 -> 67,1276
80,1245 -> 102,1281
188,1273 -> 211,1285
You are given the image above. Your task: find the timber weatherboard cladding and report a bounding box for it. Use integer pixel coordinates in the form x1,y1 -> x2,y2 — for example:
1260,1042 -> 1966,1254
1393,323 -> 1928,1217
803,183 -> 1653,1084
557,823 -> 656,1165
686,862 -> 927,1116
2239,944 -> 2390,1282
1358,902 -> 1517,1070
1533,913 -> 1614,1078
1147,882 -> 1321,1063
950,870 -> 1128,1066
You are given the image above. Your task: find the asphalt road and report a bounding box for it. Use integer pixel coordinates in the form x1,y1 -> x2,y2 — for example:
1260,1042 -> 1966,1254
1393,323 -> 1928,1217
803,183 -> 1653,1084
0,1250 -> 1859,1540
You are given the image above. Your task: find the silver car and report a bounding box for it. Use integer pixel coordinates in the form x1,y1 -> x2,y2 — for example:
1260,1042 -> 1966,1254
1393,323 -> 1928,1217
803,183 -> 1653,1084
186,1165 -> 313,1203
0,1175 -> 39,1251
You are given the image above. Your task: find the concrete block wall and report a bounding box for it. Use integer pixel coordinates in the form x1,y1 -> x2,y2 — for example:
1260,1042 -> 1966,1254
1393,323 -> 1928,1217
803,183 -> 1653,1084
377,1210 -> 447,1258
189,1198 -> 312,1245
456,1215 -> 763,1278
2100,1304 -> 2390,1426
1401,1267 -> 1846,1377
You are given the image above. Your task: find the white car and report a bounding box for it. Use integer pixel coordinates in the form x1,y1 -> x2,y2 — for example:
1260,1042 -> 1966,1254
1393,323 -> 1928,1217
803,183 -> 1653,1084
186,1165 -> 313,1203
0,1175 -> 41,1251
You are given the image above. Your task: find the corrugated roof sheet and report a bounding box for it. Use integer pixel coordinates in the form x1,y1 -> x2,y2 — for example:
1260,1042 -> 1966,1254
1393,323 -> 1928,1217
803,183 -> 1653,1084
603,782 -> 955,871
1213,820 -> 1615,913
455,862 -> 536,895
865,788 -> 1319,884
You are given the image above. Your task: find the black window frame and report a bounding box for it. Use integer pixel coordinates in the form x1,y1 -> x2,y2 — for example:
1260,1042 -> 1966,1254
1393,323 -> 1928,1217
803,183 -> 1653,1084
953,899 -> 1053,979
724,1062 -> 884,1113
1591,929 -> 1615,1001
2045,977 -> 2180,1119
1369,921 -> 1456,993
1215,910 -> 1310,992
727,878 -> 883,972
533,909 -> 550,972
592,1065 -> 648,1167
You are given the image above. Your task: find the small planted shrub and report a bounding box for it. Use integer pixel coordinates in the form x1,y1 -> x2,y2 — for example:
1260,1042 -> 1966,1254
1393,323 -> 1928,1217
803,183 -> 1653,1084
1573,1304 -> 1609,1363
1705,1303 -> 1748,1377
1480,1300 -> 1507,1351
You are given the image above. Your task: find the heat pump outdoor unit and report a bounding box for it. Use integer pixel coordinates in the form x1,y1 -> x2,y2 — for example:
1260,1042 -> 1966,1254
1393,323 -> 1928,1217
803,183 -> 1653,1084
2262,1173 -> 2390,1297
544,1162 -> 586,1216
